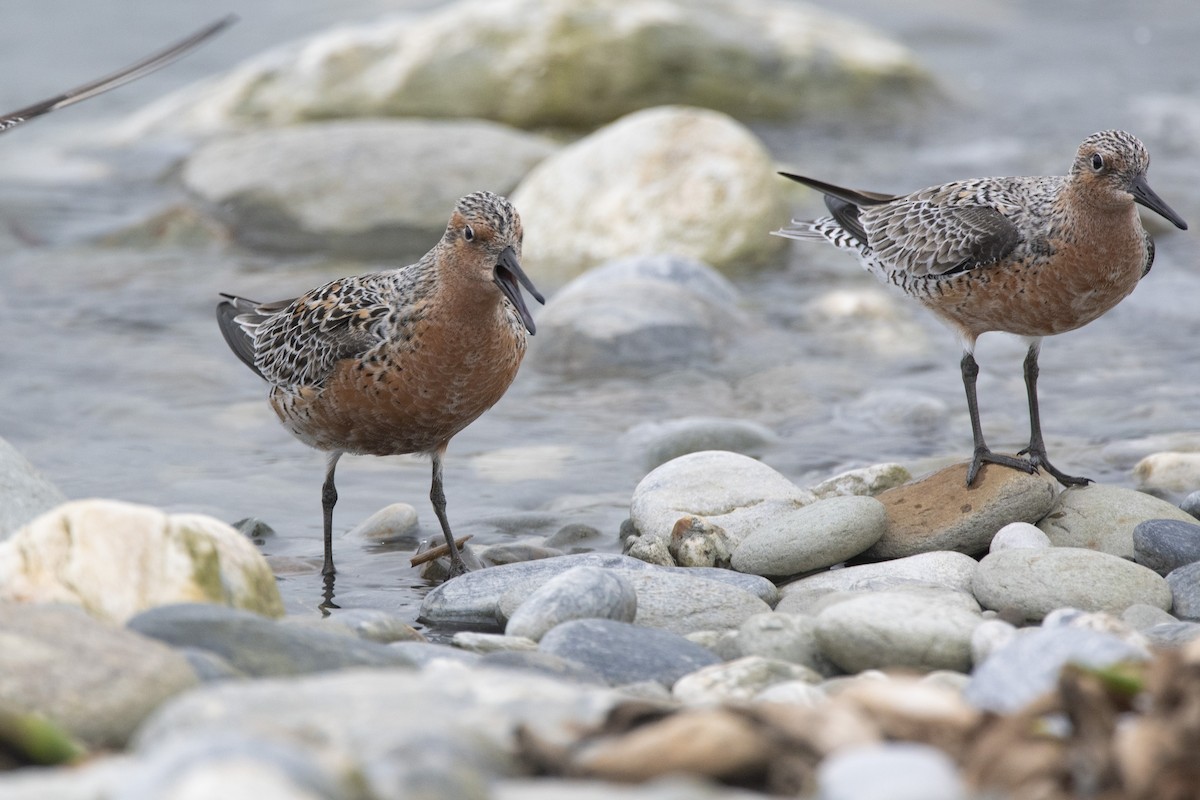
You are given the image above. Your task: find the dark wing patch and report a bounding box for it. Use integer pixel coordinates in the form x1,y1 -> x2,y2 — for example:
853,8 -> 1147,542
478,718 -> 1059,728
824,195 -> 868,243
216,294 -> 267,379
862,201 -> 1023,278
778,172 -> 898,207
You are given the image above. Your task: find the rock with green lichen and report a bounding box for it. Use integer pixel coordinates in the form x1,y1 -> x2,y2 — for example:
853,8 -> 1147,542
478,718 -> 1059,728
0,708 -> 85,768
0,499 -> 284,623
118,0 -> 933,137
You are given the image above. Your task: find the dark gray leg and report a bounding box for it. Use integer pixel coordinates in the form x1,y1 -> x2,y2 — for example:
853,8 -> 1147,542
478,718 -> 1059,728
430,447 -> 468,578
321,451 -> 342,576
962,351 -> 1035,486
1018,343 -> 1091,487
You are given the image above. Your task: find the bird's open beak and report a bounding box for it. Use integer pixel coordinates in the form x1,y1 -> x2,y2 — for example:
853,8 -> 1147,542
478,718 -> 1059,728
1131,174 -> 1188,230
493,245 -> 545,335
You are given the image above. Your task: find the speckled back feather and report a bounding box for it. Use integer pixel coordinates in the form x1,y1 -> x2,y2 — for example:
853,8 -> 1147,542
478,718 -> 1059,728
219,191 -> 524,392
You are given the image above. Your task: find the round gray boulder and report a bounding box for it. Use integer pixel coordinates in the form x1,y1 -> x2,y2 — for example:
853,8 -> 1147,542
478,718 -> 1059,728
182,119 -> 556,259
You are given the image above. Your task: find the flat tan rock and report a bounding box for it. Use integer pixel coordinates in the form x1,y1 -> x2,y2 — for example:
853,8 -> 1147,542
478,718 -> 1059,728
868,462 -> 1059,558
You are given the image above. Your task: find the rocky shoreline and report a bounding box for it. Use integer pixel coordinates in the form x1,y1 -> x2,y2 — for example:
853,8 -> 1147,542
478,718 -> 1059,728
2,0 -> 1199,797
2,432 -> 1200,798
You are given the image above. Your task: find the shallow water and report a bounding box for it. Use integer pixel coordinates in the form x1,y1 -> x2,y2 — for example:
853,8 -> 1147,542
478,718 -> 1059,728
0,0 -> 1197,624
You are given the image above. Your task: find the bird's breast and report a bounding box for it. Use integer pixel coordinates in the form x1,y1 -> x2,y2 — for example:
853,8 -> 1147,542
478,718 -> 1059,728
270,306 -> 528,456
918,209 -> 1150,339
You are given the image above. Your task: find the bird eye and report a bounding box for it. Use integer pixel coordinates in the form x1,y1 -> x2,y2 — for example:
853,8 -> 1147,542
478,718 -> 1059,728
1091,153 -> 1104,171
464,225 -> 475,242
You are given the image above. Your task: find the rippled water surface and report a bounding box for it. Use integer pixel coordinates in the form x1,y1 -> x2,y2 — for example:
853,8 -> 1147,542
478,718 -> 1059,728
1,0 -> 1197,622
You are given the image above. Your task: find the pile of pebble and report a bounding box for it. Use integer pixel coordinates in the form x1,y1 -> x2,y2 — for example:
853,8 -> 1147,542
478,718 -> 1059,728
2,441 -> 1199,799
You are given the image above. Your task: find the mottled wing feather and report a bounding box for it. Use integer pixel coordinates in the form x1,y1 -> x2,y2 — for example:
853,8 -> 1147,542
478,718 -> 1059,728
861,192 -> 1023,278
251,274 -> 395,388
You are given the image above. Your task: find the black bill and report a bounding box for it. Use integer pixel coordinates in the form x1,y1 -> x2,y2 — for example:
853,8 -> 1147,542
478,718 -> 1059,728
493,245 -> 545,335
1131,174 -> 1188,230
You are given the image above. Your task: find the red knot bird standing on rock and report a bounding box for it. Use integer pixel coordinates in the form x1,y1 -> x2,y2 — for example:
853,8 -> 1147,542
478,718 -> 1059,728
775,130 -> 1188,487
0,16 -> 234,135
217,191 -> 544,579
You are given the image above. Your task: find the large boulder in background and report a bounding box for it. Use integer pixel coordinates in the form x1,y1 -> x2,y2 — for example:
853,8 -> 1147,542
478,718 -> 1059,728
119,0 -> 933,136
532,254 -> 749,377
180,118 -> 557,258
513,106 -> 788,282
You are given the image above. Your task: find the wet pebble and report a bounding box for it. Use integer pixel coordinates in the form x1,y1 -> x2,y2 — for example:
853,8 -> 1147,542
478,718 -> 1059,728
622,569 -> 772,635
868,462 -> 1058,558
989,521 -> 1052,552
480,542 -> 566,566
970,619 -> 1019,665
543,523 -> 606,551
538,618 -> 720,687
814,590 -> 981,673
480,560 -> 773,636
622,416 -> 778,470
131,661 -> 617,799
388,641 -> 481,667
674,566 -> 780,605
777,551 -> 979,606
840,388 -> 949,436
1122,602 -> 1178,631
533,255 -> 748,377
1182,490 -> 1200,520
754,679 -> 828,707
1133,451 -> 1200,494
1132,518 -> 1200,575
1041,608 -> 1148,648
816,742 -> 967,800
737,612 -> 839,677
421,552 -> 657,628
346,503 -> 419,543
117,732 -> 352,800
807,462 -> 911,500
452,631 -> 538,654
1166,561 -> 1200,620
731,495 -> 887,577
479,650 -> 608,685
505,565 -> 638,640
1037,484 -> 1198,558
965,627 -> 1148,713
672,655 -> 821,704
129,603 -> 417,676
973,546 -> 1173,621
325,607 -> 426,644
628,450 -> 817,564
1143,621 -> 1200,647
0,603 -> 197,749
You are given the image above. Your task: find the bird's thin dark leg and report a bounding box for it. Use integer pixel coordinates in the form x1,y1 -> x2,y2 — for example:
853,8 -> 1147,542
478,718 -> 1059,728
961,351 -> 1035,485
321,451 -> 342,576
430,447 -> 468,578
1018,343 -> 1091,487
